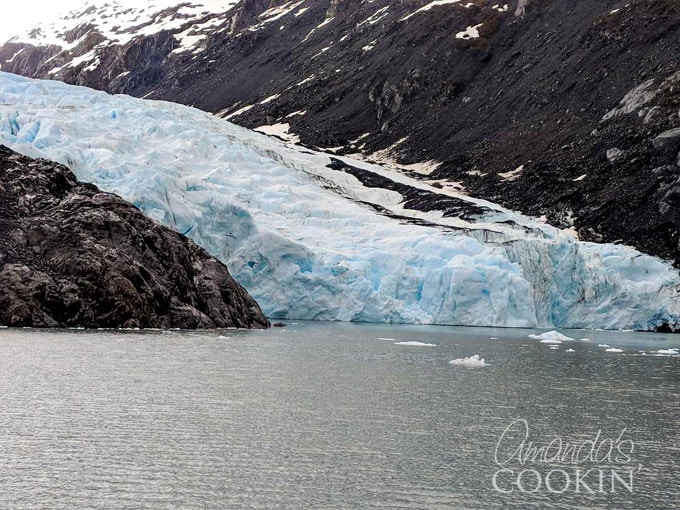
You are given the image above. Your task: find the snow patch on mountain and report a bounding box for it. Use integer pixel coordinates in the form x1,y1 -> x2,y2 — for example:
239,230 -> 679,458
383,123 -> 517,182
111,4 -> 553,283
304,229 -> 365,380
1,72 -> 680,330
2,0 -> 240,66
247,0 -> 306,33
456,24 -> 483,40
401,0 -> 465,22
254,123 -> 300,143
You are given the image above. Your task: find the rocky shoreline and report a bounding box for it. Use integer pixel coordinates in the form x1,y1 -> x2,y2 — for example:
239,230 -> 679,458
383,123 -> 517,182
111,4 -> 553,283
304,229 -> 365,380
0,145 -> 269,329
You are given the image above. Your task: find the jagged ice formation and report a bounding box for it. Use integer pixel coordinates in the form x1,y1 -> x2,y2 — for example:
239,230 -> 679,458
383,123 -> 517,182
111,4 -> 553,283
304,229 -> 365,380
1,72 -> 679,329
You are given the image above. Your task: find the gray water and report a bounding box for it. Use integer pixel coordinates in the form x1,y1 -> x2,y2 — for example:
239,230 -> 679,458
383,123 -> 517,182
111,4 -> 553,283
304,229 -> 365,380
0,322 -> 678,509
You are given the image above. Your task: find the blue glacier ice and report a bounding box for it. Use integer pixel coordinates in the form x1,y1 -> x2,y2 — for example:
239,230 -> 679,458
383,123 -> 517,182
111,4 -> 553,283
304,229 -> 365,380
1,71 -> 679,329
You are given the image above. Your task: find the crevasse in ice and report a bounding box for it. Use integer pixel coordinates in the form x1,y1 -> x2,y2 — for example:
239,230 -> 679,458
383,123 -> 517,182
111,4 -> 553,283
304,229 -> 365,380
0,72 -> 678,329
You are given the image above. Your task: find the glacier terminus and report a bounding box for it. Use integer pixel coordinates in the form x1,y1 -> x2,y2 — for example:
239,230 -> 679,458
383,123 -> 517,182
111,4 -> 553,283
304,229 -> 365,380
1,72 -> 679,330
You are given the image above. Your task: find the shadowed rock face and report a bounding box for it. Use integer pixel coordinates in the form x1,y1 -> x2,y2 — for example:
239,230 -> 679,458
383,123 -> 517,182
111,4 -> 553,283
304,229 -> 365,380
0,145 -> 269,329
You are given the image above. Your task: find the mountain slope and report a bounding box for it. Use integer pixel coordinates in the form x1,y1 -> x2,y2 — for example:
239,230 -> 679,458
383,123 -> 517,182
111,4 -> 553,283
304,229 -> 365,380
2,72 -> 679,330
1,0 -> 679,269
0,144 -> 269,329
0,0 -> 239,93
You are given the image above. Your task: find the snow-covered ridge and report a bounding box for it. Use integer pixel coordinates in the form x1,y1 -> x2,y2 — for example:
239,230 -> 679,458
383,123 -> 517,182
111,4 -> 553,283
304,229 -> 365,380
1,72 -> 679,330
2,0 -> 240,60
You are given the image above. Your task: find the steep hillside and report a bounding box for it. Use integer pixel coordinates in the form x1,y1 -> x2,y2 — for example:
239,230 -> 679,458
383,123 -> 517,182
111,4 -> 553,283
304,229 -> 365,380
1,0 -> 680,267
0,144 -> 269,329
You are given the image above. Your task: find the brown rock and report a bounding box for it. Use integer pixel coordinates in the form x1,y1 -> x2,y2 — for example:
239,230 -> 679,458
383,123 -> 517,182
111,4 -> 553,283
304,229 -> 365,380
0,145 -> 269,329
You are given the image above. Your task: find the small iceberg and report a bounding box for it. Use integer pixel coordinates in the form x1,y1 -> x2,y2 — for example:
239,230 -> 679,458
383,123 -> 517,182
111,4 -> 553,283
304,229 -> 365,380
529,331 -> 575,342
656,348 -> 679,355
605,348 -> 624,353
566,348 -> 576,353
378,337 -> 398,341
540,339 -> 563,345
218,335 -> 231,340
449,354 -> 489,368
579,338 -> 592,342
549,345 -> 560,350
394,341 -> 437,347
598,344 -> 611,348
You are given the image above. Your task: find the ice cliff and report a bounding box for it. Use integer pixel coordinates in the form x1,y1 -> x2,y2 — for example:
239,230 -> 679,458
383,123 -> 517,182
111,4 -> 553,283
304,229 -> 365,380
1,72 -> 679,330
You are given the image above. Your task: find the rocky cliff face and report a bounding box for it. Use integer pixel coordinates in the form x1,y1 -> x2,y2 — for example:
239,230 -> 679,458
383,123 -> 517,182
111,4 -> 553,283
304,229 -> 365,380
0,145 -> 269,329
1,0 -> 680,265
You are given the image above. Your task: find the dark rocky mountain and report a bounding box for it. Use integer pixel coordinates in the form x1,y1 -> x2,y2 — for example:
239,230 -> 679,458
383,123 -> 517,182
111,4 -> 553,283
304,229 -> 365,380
2,0 -> 680,265
0,144 -> 269,329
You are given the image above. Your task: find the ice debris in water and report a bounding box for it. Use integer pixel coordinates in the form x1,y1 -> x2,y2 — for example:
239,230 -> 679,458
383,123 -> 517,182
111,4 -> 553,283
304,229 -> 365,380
449,354 -> 489,367
394,341 -> 437,347
529,331 -> 575,342
657,348 -> 679,355
605,348 -> 624,353
566,348 -> 576,353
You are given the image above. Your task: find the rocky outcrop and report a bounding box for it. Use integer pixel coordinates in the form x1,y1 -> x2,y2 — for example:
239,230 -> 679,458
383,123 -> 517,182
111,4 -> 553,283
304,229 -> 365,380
0,145 -> 269,329
227,0 -> 289,33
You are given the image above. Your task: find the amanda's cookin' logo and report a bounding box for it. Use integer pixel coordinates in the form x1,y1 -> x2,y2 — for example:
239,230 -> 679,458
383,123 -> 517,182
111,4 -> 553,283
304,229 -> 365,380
492,419 -> 643,495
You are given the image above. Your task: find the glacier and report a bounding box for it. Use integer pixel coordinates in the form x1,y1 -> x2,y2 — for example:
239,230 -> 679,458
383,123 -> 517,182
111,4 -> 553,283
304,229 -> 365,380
1,71 -> 679,330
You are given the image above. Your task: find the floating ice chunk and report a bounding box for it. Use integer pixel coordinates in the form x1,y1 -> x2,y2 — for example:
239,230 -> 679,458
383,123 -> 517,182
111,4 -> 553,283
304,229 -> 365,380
598,344 -> 611,348
394,341 -> 437,347
449,354 -> 489,367
218,335 -> 231,340
657,348 -> 679,355
378,337 -> 398,341
579,338 -> 592,342
540,339 -> 562,344
529,331 -> 575,342
490,337 -> 498,340
566,348 -> 576,353
549,345 -> 560,350
605,348 -> 624,353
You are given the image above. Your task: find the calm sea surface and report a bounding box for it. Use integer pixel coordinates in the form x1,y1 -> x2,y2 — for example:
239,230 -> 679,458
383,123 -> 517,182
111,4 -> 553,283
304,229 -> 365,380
0,322 -> 678,509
